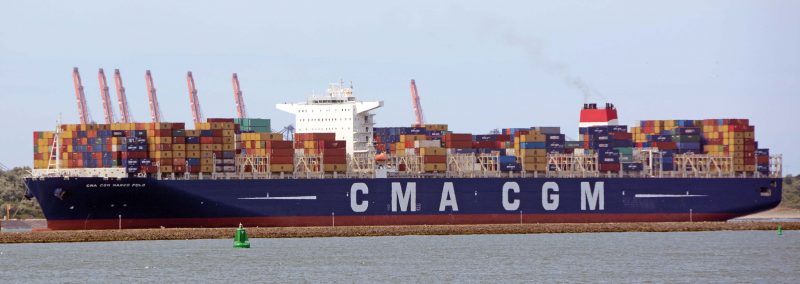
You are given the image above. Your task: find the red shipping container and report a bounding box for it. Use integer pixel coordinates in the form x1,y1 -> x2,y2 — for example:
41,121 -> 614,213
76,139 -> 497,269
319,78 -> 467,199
472,141 -> 498,149
423,155 -> 446,163
611,132 -> 632,140
599,163 -> 620,172
322,155 -> 346,164
174,165 -> 186,172
445,141 -> 472,148
173,137 -> 186,144
270,155 -> 294,164
213,137 -> 223,144
269,148 -> 294,156
323,148 -> 346,156
200,137 -> 214,144
206,118 -> 234,123
266,141 -> 293,149
319,140 -> 346,149
156,129 -> 171,137
445,133 -> 472,142
212,130 -> 224,137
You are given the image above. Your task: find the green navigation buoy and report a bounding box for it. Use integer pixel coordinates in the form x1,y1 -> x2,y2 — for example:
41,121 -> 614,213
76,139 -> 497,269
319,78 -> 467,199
234,223 -> 251,248
778,224 -> 783,236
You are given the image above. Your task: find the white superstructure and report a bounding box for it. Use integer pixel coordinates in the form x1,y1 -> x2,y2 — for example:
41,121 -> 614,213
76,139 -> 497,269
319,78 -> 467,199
276,80 -> 383,154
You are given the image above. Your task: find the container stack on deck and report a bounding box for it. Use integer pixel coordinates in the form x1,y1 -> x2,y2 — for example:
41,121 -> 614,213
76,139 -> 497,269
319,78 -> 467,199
420,146 -> 446,172
294,133 -> 347,173
579,125 -> 635,173
32,111 -> 771,176
240,132 -> 293,173
514,130 -> 547,173
700,119 -> 757,173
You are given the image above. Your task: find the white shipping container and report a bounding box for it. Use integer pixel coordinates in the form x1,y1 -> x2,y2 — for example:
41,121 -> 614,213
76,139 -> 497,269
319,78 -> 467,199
415,140 -> 442,148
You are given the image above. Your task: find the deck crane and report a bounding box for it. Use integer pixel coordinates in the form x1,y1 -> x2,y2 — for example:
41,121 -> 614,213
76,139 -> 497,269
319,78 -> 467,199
232,73 -> 247,118
72,67 -> 92,124
410,79 -> 425,127
113,69 -> 132,123
145,70 -> 162,122
186,71 -> 203,124
97,68 -> 115,124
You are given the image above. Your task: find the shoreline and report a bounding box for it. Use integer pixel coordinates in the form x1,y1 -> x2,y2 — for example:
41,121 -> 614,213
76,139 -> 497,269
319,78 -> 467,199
0,222 -> 796,244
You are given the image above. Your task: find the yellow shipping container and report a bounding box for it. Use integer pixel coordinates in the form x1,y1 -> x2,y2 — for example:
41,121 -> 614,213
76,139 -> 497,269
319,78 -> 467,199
222,130 -> 235,137
201,151 -> 214,158
151,151 -> 173,159
323,164 -> 347,172
269,164 -> 294,173
519,134 -> 545,142
423,163 -> 447,172
201,144 -> 213,151
420,147 -> 445,156
223,144 -> 236,151
211,144 -> 222,151
187,151 -> 201,158
304,141 -> 318,149
173,144 -> 186,151
160,165 -> 173,173
187,144 -> 200,151
517,149 -> 546,157
186,130 -> 201,136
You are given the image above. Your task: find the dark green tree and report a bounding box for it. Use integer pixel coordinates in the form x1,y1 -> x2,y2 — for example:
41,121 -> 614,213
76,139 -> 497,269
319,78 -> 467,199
0,167 -> 43,219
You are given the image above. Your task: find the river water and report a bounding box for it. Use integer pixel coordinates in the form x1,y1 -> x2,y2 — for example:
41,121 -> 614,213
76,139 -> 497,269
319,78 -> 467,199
0,231 -> 797,283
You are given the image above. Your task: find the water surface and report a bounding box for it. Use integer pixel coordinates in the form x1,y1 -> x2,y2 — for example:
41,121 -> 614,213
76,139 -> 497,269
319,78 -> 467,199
0,231 -> 797,283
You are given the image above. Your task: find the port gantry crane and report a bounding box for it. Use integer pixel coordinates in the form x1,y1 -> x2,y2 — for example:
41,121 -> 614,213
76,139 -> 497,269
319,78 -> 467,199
97,68 -> 116,124
72,67 -> 92,124
186,71 -> 204,125
113,69 -> 132,123
232,73 -> 247,119
145,70 -> 162,122
410,79 -> 425,127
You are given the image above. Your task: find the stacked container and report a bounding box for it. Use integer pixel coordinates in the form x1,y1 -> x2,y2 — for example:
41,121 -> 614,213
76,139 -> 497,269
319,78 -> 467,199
701,119 -> 756,173
514,130 -> 546,172
240,132 -> 293,173
755,148 -> 770,175
420,147 -> 446,172
295,133 -> 347,172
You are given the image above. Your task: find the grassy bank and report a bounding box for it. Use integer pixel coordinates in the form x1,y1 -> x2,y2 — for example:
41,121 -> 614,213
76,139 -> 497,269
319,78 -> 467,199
0,222 -> 796,244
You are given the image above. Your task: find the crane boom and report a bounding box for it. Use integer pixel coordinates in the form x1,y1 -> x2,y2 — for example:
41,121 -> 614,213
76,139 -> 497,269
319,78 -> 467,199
145,70 -> 162,122
113,69 -> 132,123
72,67 -> 91,124
97,68 -> 115,124
232,73 -> 247,118
410,79 -> 425,126
186,71 -> 203,124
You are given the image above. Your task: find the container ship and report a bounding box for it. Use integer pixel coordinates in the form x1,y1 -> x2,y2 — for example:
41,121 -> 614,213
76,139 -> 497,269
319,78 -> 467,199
24,75 -> 783,230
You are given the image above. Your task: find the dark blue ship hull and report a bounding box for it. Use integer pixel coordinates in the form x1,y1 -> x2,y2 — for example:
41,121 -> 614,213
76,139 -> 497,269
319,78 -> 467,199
24,177 -> 782,230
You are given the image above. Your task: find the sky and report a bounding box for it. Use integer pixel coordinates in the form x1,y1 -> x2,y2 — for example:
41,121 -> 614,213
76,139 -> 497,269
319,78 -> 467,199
0,0 -> 798,174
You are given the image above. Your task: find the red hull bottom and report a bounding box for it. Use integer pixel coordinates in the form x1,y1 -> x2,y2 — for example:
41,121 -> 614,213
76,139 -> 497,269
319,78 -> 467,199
46,213 -> 740,230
